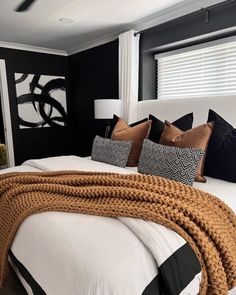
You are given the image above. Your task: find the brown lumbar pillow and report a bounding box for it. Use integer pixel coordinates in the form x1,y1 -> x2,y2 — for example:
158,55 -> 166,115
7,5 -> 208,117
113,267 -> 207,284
111,118 -> 152,167
159,121 -> 214,182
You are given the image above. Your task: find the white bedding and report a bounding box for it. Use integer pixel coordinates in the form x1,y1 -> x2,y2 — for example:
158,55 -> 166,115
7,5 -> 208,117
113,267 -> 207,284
126,167 -> 236,213
194,177 -> 236,213
1,156 -> 235,295
11,213 -> 158,295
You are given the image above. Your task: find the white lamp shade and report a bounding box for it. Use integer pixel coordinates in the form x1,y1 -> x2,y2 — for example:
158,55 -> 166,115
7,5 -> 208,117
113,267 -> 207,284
94,99 -> 123,119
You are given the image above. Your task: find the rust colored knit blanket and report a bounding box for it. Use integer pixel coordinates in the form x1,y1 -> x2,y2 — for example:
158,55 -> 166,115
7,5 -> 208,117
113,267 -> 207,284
0,171 -> 235,294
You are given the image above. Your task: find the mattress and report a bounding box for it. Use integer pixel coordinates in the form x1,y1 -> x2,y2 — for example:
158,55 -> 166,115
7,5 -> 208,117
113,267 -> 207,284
1,156 -> 235,295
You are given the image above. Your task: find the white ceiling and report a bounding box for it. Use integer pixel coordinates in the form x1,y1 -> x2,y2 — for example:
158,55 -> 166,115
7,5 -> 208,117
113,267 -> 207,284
0,0 -> 225,55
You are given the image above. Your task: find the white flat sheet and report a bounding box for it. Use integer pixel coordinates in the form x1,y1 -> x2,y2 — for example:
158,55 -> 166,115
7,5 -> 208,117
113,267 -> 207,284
0,165 -> 41,174
24,155 -> 136,175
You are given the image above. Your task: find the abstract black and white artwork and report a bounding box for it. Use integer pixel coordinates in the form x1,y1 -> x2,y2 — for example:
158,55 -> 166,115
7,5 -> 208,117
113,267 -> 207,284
15,73 -> 67,129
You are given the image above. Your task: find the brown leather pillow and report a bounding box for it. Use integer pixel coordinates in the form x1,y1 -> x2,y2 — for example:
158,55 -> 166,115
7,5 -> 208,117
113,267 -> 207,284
111,118 -> 151,167
159,121 -> 214,182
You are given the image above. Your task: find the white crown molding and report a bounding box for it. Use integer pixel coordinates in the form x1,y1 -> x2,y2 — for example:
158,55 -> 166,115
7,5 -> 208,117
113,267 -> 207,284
0,41 -> 67,56
67,0 -> 225,55
0,0 -> 225,56
155,26 -> 236,55
134,0 -> 224,31
132,0 -> 199,32
67,1 -> 198,55
132,0 -> 224,32
67,33 -> 119,56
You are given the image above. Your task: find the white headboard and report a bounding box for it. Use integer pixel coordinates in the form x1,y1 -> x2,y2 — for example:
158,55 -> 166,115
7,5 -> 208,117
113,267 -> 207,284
137,96 -> 236,127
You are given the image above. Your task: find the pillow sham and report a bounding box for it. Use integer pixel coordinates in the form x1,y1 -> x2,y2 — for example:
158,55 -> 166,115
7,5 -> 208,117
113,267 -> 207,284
111,118 -> 151,167
138,139 -> 204,186
159,121 -> 213,182
204,109 -> 236,182
91,135 -> 132,168
148,113 -> 193,143
108,115 -> 148,138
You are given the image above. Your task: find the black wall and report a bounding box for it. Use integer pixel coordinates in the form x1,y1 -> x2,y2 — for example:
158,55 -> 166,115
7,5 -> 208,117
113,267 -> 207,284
0,47 -> 74,165
139,0 -> 236,99
68,40 -> 119,156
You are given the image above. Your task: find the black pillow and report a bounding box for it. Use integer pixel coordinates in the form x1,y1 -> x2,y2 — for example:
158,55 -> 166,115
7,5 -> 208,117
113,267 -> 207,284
204,109 -> 236,182
148,113 -> 193,143
108,114 -> 148,138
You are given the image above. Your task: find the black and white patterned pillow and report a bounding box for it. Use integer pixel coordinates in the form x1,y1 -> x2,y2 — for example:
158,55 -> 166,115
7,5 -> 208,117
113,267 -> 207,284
91,136 -> 132,168
138,139 -> 205,185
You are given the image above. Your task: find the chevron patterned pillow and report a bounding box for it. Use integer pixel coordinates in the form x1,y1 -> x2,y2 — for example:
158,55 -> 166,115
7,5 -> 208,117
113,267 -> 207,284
138,139 -> 205,186
91,136 -> 132,168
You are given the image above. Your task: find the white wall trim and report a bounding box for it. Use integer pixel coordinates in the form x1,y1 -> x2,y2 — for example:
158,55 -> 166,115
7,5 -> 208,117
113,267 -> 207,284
0,41 -> 67,56
0,59 -> 15,167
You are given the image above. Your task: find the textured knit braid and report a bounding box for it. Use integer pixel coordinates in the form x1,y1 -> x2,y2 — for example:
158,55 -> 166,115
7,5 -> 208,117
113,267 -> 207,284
0,171 -> 235,295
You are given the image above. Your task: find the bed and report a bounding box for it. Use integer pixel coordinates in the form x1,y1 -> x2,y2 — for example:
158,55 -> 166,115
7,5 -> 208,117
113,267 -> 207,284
0,96 -> 235,295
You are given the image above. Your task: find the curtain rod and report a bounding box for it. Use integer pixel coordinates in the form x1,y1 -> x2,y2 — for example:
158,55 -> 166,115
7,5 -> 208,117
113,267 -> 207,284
134,0 -> 235,36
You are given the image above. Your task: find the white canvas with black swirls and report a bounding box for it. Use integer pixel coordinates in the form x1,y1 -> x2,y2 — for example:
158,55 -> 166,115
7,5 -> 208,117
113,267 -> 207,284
15,73 -> 67,129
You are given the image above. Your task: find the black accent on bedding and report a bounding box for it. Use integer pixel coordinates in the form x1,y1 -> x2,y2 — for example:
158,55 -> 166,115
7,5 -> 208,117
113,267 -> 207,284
142,243 -> 201,295
9,250 -> 46,295
9,243 -> 201,295
142,275 -> 162,295
159,243 -> 201,294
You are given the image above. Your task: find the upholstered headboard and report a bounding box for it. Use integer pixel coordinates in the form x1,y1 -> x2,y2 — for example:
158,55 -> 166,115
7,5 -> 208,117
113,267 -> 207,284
137,96 -> 236,127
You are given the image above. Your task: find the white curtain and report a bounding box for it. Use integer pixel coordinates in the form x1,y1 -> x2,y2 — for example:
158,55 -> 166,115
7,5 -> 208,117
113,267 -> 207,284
119,30 -> 140,124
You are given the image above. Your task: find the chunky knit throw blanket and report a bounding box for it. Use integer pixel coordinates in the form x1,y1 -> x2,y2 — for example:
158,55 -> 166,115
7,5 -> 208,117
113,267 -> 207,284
0,171 -> 235,294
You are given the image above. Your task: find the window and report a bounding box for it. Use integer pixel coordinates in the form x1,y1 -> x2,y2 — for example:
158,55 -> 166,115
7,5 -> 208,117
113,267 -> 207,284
155,36 -> 236,99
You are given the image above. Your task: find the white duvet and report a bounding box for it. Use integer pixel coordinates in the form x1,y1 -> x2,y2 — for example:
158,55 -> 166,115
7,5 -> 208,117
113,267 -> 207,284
1,156 -> 235,295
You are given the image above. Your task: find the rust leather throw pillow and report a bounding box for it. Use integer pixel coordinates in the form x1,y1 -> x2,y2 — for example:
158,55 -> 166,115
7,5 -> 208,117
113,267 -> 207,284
111,118 -> 152,167
108,114 -> 148,138
159,121 -> 214,182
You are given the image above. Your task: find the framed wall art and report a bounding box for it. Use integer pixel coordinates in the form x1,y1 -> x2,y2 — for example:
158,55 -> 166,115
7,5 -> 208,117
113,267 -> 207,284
15,73 -> 68,129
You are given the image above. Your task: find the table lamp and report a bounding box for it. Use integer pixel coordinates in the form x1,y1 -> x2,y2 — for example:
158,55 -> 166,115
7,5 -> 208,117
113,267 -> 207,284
94,99 -> 123,137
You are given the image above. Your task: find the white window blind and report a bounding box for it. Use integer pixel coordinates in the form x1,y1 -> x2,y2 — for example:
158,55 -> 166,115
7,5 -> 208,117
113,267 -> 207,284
156,37 -> 236,99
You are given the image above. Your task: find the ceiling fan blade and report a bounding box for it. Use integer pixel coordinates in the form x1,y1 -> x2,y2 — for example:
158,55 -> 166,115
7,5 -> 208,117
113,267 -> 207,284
14,0 -> 36,12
